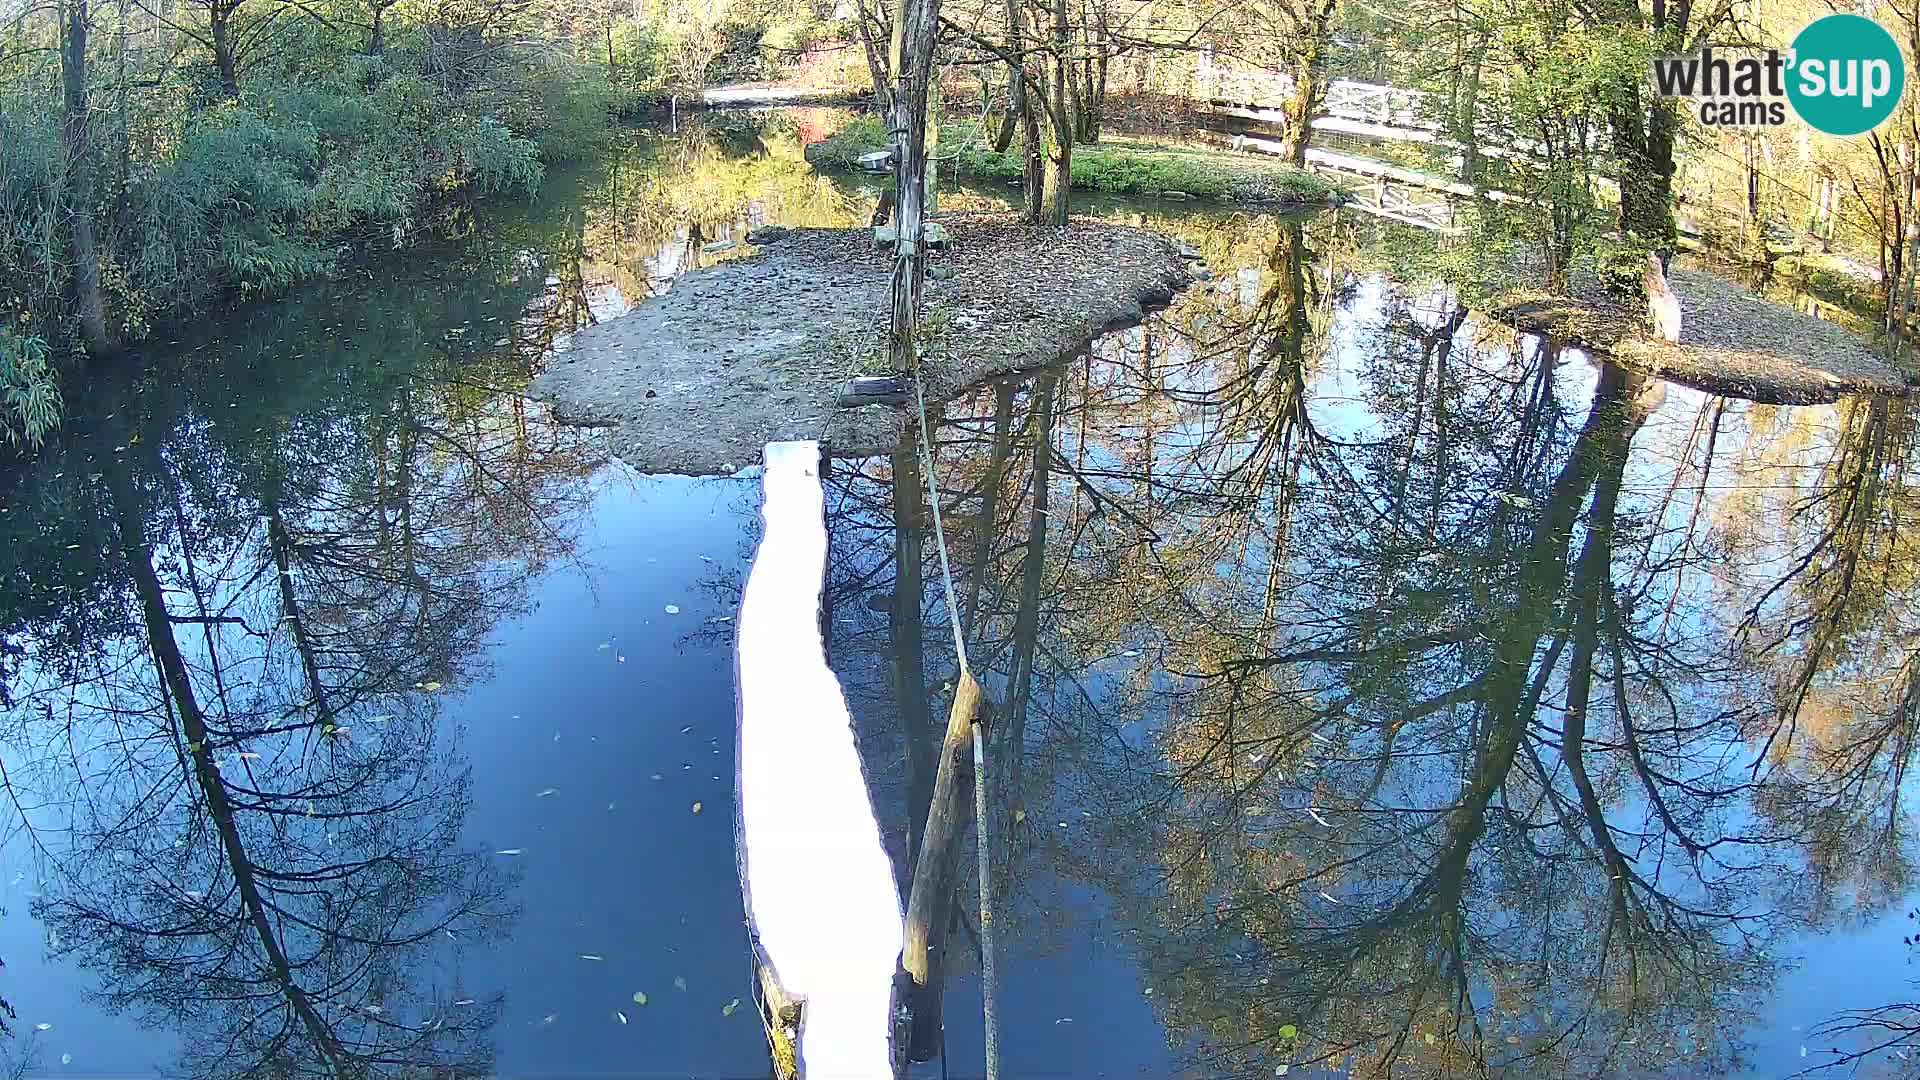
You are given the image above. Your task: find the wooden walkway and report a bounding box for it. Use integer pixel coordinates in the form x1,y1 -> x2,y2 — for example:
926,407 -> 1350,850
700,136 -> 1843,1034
1212,80 -> 1707,239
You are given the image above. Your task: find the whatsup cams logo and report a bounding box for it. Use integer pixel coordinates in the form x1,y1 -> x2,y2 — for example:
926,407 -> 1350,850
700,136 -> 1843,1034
1650,14 -> 1905,135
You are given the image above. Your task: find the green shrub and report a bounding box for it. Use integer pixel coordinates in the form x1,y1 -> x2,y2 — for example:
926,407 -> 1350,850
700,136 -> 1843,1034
0,328 -> 58,448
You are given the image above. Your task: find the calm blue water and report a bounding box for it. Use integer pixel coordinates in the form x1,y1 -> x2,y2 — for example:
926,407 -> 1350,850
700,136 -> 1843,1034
0,113 -> 1916,1080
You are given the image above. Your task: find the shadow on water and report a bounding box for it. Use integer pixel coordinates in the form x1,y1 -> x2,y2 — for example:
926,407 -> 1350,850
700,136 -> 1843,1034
2,109 -> 1915,1080
828,212 -> 1920,1078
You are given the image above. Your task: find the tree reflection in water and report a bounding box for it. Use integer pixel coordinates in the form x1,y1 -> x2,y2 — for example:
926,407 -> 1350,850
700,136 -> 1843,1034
0,214 -> 616,1078
830,212 -> 1920,1077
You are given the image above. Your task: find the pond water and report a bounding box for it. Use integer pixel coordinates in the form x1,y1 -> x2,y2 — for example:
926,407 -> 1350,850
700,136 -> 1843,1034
0,110 -> 1914,1080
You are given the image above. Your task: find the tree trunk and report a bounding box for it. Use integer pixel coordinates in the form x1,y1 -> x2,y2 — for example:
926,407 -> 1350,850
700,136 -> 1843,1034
1017,72 -> 1042,222
1037,0 -> 1071,224
61,0 -> 110,357
210,4 -> 239,97
1275,0 -> 1337,167
989,0 -> 1026,153
369,4 -> 386,54
884,0 -> 939,372
1610,91 -> 1677,249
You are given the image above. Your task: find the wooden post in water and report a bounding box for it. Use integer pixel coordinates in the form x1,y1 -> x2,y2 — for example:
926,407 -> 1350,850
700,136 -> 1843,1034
901,669 -> 985,1060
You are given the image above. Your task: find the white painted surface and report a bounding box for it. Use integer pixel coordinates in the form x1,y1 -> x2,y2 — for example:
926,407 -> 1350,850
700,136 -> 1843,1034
736,441 -> 904,1079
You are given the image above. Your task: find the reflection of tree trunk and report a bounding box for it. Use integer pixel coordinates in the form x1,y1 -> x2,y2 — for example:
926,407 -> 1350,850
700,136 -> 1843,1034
268,504 -> 337,732
1554,367 -> 1662,948
963,382 -> 1017,632
104,456 -> 347,1071
892,447 -> 935,864
1000,374 -> 1055,819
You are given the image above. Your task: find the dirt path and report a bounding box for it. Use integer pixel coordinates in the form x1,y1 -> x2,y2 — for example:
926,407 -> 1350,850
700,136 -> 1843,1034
531,214 -> 1191,474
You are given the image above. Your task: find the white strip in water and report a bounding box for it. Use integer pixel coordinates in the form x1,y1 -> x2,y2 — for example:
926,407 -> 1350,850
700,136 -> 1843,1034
735,440 -> 904,1079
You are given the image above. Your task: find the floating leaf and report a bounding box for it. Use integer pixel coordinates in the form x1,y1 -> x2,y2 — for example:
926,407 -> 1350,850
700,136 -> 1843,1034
1424,1032 -> 1436,1046
1054,1017 -> 1073,1025
615,1011 -> 628,1025
664,605 -> 681,615
61,1055 -> 71,1066
721,999 -> 740,1017
34,1023 -> 50,1032
632,992 -> 648,1007
537,789 -> 557,798
495,849 -> 523,856
673,976 -> 687,992
1278,1024 -> 1298,1041
691,802 -> 703,814
453,999 -> 476,1007
418,681 -> 443,692
541,1014 -> 557,1027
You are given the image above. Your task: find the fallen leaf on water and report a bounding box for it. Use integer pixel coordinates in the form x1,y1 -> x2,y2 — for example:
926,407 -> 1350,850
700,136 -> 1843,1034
664,605 -> 681,615
1505,1036 -> 1520,1045
615,1011 -> 628,1025
580,954 -> 604,961
597,642 -> 612,651
541,1014 -> 557,1027
632,992 -> 648,1006
418,681 -> 443,692
495,849 -> 523,856
722,999 -> 740,1017
1014,809 -> 1026,823
673,976 -> 687,992
34,1023 -> 50,1032
60,1054 -> 71,1066
1278,1024 -> 1298,1040
691,802 -> 703,814
1054,1017 -> 1073,1025
1424,1032 -> 1436,1046
1306,807 -> 1333,828
453,999 -> 476,1007
537,788 -> 557,798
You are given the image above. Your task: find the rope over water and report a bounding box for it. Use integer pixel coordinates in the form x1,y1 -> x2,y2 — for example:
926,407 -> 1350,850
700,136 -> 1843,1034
909,371 -> 1001,1080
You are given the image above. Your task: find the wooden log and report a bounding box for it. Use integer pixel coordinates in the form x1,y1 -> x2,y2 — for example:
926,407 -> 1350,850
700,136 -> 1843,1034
901,668 -> 987,1061
736,441 -> 906,1080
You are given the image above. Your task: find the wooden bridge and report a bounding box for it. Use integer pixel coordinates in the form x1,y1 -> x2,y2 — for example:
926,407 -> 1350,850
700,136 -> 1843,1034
1210,80 -> 1707,240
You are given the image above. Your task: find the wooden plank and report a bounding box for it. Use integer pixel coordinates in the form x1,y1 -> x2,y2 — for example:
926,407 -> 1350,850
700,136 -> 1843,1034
736,441 -> 906,1080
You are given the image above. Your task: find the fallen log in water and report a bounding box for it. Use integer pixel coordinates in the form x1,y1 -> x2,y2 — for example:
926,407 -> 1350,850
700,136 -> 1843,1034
736,441 -> 907,1079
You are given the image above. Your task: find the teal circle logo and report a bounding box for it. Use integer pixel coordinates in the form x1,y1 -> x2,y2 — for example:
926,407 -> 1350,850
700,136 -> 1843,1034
1788,14 -> 1905,135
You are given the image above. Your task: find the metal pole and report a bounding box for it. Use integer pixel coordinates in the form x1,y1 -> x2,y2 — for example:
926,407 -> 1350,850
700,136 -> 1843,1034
972,724 -> 999,1080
